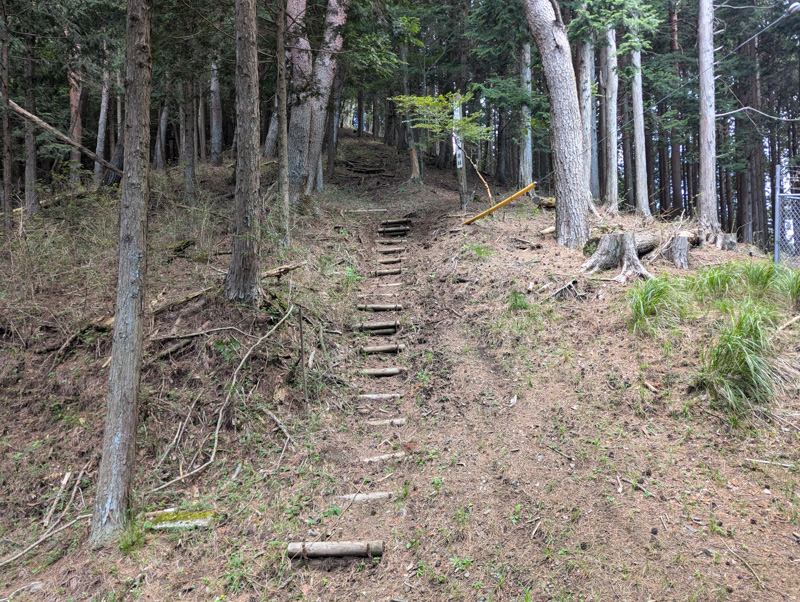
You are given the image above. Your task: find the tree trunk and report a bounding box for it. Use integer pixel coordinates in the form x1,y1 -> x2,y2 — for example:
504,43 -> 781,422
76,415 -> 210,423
90,0 -> 153,546
153,93 -> 168,170
276,0 -> 290,242
602,25 -> 619,215
669,4 -> 681,216
198,82 -> 206,162
1,0 -> 10,231
576,30 -> 594,200
327,64 -> 344,176
357,89 -> 364,137
94,44 -> 111,185
698,0 -> 720,239
622,93 -> 634,210
263,94 -> 278,160
182,82 -> 197,205
519,42 -> 534,189
523,0 -> 589,249
631,45 -> 651,219
497,110 -> 507,186
24,38 -> 38,218
68,51 -> 83,183
372,95 -> 379,137
224,0 -> 261,303
210,58 -> 223,166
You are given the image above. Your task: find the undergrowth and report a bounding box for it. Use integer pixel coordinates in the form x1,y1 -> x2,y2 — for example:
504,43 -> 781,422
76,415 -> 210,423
628,261 -> 800,418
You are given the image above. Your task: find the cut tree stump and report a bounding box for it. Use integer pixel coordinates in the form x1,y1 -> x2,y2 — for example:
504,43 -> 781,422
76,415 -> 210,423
356,304 -> 403,312
717,233 -> 738,251
287,541 -> 384,558
360,367 -> 404,377
377,257 -> 401,265
665,235 -> 689,269
373,268 -> 402,277
367,417 -> 407,427
360,343 -> 406,354
581,233 -> 653,283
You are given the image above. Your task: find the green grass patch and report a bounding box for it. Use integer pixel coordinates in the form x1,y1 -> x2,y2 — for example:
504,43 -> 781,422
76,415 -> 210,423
627,277 -> 686,334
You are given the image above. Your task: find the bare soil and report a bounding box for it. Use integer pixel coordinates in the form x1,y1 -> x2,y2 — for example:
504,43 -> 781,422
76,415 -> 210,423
1,131 -> 800,601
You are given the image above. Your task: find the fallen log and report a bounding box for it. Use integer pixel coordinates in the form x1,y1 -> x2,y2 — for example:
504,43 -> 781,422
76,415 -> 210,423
373,268 -> 402,276
581,233 -> 653,283
378,247 -> 405,254
354,320 -> 399,331
338,492 -> 393,502
360,367 -> 404,377
356,304 -> 403,312
367,417 -> 407,427
376,257 -> 401,265
537,196 -> 556,208
287,541 -> 384,558
360,343 -> 406,354
362,451 -> 405,463
376,239 -> 406,244
262,261 -> 305,280
358,393 -> 403,401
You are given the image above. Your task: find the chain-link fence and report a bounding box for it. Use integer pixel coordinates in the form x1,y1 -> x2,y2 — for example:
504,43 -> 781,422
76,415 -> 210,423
775,166 -> 800,269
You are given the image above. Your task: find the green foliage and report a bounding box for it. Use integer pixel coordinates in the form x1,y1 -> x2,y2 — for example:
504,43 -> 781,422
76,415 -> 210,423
689,263 -> 741,302
508,292 -> 530,311
777,267 -> 800,309
118,520 -> 147,556
696,301 -> 779,416
628,277 -> 685,334
391,91 -> 492,148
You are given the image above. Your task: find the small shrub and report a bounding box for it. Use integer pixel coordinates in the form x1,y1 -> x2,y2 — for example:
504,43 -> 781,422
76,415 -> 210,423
628,277 -> 684,333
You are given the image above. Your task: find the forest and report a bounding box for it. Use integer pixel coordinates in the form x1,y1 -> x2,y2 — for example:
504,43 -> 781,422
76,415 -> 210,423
1,0 -> 800,600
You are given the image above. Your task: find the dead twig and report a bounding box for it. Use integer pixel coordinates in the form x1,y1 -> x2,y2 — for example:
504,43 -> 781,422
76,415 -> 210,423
155,393 -> 200,472
150,326 -> 259,342
723,542 -> 763,588
43,472 -> 72,528
0,514 -> 92,569
150,305 -> 295,493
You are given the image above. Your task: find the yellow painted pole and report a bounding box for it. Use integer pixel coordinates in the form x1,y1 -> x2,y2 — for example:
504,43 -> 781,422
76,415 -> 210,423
460,182 -> 537,226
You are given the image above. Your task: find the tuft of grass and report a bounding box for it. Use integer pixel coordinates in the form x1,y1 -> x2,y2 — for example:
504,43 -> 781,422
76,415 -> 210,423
508,292 -> 530,311
627,277 -> 685,334
695,301 -> 779,416
339,265 -> 363,292
689,263 -> 741,302
741,261 -> 778,297
463,243 -> 494,260
776,266 -> 800,309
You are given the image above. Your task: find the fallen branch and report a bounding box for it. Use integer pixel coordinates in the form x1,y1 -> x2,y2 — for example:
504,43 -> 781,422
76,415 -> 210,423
744,458 -> 796,469
43,472 -> 72,528
150,326 -> 259,342
150,306 -> 295,493
262,261 -> 305,280
287,540 -> 384,558
155,393 -> 200,472
778,315 -> 800,332
337,492 -> 393,502
723,542 -> 763,587
0,514 -> 92,569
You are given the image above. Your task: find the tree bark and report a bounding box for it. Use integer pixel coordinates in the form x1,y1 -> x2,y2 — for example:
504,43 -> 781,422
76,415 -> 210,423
523,0 -> 589,249
94,42 -> 111,185
400,42 -> 420,182
182,81 -> 197,205
602,25 -> 619,215
631,44 -> 651,219
153,89 -> 168,170
669,4 -> 681,215
576,30 -> 594,200
357,89 -> 364,137
263,93 -> 278,160
24,38 -> 38,218
276,0 -> 290,242
90,0 -> 153,546
224,0 -> 261,303
698,0 -> 720,239
1,0 -> 10,231
210,58 -> 223,166
198,81 -> 206,162
67,45 -> 83,183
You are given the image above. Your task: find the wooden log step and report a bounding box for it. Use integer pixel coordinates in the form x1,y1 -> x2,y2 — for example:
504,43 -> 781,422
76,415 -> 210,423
367,329 -> 396,336
378,226 -> 409,234
287,541 -> 385,558
378,231 -> 408,238
376,257 -> 401,265
357,292 -> 397,298
358,393 -> 403,401
354,320 -> 398,331
378,247 -> 405,254
362,451 -> 405,463
356,304 -> 403,312
368,417 -> 407,427
381,218 -> 411,226
374,282 -> 402,287
360,367 -> 405,377
338,492 -> 393,502
360,343 -> 406,354
372,268 -> 402,277
377,239 -> 406,245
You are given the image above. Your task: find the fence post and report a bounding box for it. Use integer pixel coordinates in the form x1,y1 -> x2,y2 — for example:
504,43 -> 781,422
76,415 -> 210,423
774,164 -> 781,264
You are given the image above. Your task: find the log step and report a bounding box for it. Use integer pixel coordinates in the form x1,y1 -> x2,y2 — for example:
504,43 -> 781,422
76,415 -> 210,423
367,328 -> 396,336
358,393 -> 403,401
374,282 -> 402,287
376,239 -> 406,245
372,268 -> 402,277
354,320 -> 398,331
338,492 -> 393,502
357,292 -> 397,298
360,367 -> 405,377
287,541 -> 384,558
356,304 -> 403,312
377,257 -> 402,265
378,226 -> 409,234
381,218 -> 411,226
378,247 -> 405,254
360,343 -> 406,354
368,417 -> 407,427
362,451 -> 405,463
